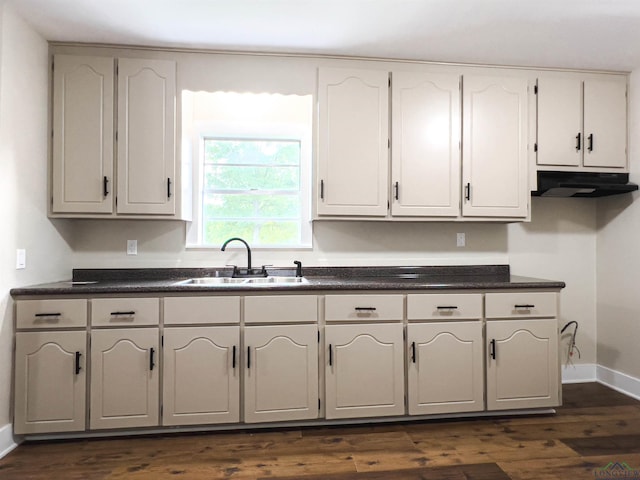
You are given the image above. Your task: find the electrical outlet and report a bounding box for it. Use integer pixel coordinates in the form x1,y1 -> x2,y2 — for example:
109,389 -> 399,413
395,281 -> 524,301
127,240 -> 137,255
16,249 -> 26,269
456,233 -> 466,247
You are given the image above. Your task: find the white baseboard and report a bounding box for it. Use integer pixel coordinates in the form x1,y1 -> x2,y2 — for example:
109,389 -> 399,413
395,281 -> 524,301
562,363 -> 597,384
596,365 -> 640,401
0,423 -> 18,460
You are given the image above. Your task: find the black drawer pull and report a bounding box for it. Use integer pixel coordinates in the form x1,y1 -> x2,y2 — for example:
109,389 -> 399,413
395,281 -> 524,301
247,347 -> 251,369
103,176 -> 109,197
149,348 -> 155,371
355,307 -> 377,312
437,306 -> 458,310
232,345 -> 237,369
167,178 -> 172,198
75,352 -> 82,375
588,133 -> 594,152
514,304 -> 535,309
490,339 -> 496,360
328,344 -> 333,366
394,181 -> 399,200
320,179 -> 325,200
34,312 -> 61,317
411,342 -> 416,364
576,132 -> 581,151
110,311 -> 135,316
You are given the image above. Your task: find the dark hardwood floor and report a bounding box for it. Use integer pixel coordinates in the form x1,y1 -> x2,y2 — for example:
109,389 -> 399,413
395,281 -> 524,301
2,383 -> 640,479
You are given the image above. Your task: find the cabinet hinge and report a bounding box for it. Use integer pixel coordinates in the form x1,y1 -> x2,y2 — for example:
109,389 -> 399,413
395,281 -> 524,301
534,143 -> 538,153
534,85 -> 538,95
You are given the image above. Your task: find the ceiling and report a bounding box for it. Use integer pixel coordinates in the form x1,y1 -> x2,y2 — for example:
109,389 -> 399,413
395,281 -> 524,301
8,0 -> 640,71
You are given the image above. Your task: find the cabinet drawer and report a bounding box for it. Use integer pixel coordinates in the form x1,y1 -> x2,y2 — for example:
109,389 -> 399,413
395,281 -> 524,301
485,292 -> 557,319
245,295 -> 318,324
91,298 -> 159,326
164,296 -> 240,325
407,294 -> 482,320
16,299 -> 87,329
325,295 -> 403,322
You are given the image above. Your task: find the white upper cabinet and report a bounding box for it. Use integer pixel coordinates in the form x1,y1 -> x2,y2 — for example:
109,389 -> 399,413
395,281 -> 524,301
391,72 -> 461,217
317,67 -> 389,216
52,55 -> 114,214
117,58 -> 176,215
462,74 -> 530,218
537,74 -> 627,170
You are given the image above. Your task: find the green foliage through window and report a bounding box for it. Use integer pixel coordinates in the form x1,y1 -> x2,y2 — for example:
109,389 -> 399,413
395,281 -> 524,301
202,139 -> 303,246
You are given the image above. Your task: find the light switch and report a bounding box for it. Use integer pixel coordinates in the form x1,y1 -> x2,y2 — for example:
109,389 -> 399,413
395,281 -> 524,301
456,233 -> 466,247
16,249 -> 26,269
127,240 -> 137,255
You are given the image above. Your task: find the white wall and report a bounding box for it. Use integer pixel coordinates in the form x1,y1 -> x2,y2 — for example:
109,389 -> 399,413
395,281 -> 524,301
596,68 -> 640,380
0,3 -> 73,435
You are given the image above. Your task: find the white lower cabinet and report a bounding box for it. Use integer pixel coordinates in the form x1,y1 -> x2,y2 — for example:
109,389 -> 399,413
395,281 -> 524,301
486,318 -> 559,410
325,323 -> 405,419
90,328 -> 160,429
407,322 -> 484,415
163,326 -> 240,426
14,331 -> 87,434
244,324 -> 319,423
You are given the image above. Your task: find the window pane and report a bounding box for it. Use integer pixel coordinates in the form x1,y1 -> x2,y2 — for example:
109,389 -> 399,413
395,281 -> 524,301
203,221 -> 255,245
204,165 -> 299,190
204,194 -> 300,219
205,140 -> 300,166
258,221 -> 300,245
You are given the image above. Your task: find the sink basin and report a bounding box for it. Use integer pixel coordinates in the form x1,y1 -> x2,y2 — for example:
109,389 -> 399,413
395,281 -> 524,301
175,276 -> 308,286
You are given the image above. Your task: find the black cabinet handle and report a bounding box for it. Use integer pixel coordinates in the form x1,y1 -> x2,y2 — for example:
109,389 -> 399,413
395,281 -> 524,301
328,344 -> 333,366
465,183 -> 471,201
320,180 -> 324,200
514,304 -> 535,309
437,306 -> 458,310
110,311 -> 135,316
411,342 -> 416,364
75,352 -> 82,375
34,312 -> 61,317
355,307 -> 377,312
167,178 -> 172,198
588,133 -> 594,152
103,176 -> 109,197
576,133 -> 581,151
394,181 -> 399,200
149,348 -> 155,371
232,345 -> 237,369
489,339 -> 496,360
247,346 -> 251,369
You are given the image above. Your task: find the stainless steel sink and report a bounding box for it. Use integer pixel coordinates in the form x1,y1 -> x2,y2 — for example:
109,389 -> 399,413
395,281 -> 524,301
175,276 -> 308,286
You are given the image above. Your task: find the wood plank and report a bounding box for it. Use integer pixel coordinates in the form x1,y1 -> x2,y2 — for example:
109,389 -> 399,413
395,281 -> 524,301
562,434 -> 640,456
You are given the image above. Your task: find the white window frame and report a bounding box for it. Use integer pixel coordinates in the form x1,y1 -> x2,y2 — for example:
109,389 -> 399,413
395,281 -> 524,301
186,122 -> 312,249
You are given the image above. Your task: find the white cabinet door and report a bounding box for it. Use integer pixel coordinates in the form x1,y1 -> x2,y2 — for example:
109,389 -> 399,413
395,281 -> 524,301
117,58 -> 176,215
407,322 -> 483,415
317,67 -> 389,216
584,77 -> 627,169
462,75 -> 529,218
325,323 -> 404,419
52,55 -> 114,213
537,77 -> 583,167
486,319 -> 559,410
14,331 -> 86,434
244,324 -> 318,423
391,72 -> 461,217
90,328 -> 159,429
163,327 -> 240,426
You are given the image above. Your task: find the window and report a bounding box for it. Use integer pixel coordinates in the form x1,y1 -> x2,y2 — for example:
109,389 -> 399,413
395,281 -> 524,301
202,138 -> 304,246
184,91 -> 312,248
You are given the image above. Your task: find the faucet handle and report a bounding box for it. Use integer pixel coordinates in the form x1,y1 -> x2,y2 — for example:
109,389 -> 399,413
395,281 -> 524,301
294,260 -> 303,277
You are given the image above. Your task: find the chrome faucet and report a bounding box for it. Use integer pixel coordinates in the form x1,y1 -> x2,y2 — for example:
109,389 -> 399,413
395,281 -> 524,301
220,237 -> 267,277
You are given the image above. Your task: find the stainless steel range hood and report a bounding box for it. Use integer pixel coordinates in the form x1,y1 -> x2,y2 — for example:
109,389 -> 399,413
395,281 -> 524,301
532,171 -> 638,198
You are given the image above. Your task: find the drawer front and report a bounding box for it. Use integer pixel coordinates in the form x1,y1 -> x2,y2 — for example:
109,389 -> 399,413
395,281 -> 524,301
91,298 -> 160,326
407,293 -> 482,320
325,295 -> 403,322
245,295 -> 318,324
485,292 -> 557,319
164,296 -> 240,325
16,299 -> 87,329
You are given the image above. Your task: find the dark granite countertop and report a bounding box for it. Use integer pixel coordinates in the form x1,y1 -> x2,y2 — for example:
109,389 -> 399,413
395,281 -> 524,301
9,265 -> 565,297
